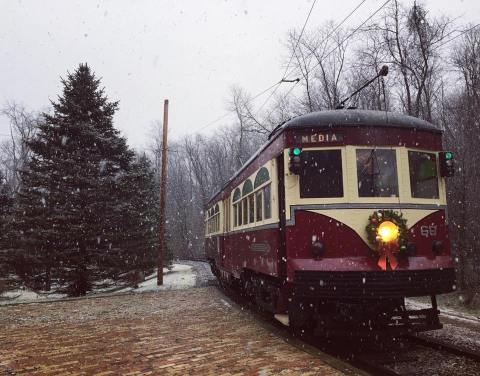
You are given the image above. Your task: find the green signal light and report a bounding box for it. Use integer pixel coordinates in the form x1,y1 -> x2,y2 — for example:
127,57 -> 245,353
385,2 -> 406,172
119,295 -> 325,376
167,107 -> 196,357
445,152 -> 453,160
293,147 -> 301,156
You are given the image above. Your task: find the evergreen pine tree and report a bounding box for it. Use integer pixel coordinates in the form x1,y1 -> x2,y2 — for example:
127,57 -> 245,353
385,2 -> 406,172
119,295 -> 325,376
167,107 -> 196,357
116,154 -> 172,283
14,63 -> 134,295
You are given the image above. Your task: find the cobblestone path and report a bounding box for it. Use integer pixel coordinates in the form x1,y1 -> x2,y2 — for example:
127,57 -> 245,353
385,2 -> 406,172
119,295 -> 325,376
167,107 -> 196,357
0,287 -> 351,375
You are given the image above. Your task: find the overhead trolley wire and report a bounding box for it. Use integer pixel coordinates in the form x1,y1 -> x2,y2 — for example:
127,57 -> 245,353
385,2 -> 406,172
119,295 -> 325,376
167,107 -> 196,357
247,0 -> 319,120
253,80 -> 284,119
257,0 -> 368,116
282,0 -> 318,80
283,0 -> 369,79
285,2 -> 475,83
197,112 -> 232,132
197,81 -> 282,132
197,0 -> 386,133
264,79 -> 302,123
436,23 -> 480,48
285,0 -> 392,80
283,1 -> 476,99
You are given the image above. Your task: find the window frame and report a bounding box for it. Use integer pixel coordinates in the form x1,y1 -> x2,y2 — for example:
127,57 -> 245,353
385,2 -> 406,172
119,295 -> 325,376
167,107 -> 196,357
233,202 -> 238,228
342,146 -> 401,205
263,184 -> 272,219
255,190 -> 263,222
284,147 -> 347,212
229,162 -> 275,230
299,149 -> 344,199
407,150 -> 440,199
254,167 -> 270,188
403,147 -> 445,203
205,203 -> 221,236
242,197 -> 248,224
355,148 -> 400,199
248,194 -> 255,223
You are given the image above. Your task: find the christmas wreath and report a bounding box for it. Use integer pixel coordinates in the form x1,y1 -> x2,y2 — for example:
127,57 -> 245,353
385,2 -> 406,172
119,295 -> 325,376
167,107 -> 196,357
366,209 -> 408,249
366,210 -> 408,270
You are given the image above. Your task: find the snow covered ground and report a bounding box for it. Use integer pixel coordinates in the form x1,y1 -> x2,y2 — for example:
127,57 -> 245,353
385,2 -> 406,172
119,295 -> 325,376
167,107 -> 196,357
0,289 -> 67,305
0,263 -> 197,306
118,264 -> 196,293
406,298 -> 480,325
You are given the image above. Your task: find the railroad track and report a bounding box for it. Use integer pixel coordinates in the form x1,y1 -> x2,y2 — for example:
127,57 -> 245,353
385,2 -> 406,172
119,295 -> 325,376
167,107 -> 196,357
325,330 -> 480,376
408,333 -> 480,362
351,334 -> 480,376
216,284 -> 480,376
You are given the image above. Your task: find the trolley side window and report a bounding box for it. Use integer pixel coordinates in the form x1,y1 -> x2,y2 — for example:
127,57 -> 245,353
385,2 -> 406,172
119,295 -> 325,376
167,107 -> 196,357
299,150 -> 343,198
233,204 -> 238,227
238,202 -> 243,226
248,195 -> 255,223
408,151 -> 439,199
264,184 -> 272,219
356,149 -> 398,197
242,198 -> 248,224
232,188 -> 241,227
255,191 -> 263,221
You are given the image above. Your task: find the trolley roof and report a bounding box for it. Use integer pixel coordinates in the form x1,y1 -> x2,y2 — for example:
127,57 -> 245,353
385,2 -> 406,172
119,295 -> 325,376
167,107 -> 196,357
272,109 -> 440,136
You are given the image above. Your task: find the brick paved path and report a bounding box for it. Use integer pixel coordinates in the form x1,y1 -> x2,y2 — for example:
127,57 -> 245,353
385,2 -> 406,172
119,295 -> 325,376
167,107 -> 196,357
0,287 -> 352,375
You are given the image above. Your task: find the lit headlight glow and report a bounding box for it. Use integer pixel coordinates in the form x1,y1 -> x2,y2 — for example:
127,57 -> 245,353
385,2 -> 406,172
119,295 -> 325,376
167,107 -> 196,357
377,221 -> 399,243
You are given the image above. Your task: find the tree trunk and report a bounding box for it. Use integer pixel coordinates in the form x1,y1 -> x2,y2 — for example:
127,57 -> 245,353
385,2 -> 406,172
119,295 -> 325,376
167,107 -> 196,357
45,264 -> 51,291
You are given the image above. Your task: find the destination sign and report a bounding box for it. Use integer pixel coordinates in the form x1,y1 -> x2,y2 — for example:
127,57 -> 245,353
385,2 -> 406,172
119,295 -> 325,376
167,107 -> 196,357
294,132 -> 344,144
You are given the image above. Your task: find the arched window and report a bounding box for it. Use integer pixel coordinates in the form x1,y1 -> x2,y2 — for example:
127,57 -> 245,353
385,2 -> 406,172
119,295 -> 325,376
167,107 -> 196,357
233,188 -> 241,202
242,179 -> 253,196
254,167 -> 270,188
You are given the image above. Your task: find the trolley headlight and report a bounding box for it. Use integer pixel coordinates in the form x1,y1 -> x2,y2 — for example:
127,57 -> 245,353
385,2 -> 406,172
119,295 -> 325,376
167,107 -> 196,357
377,221 -> 399,243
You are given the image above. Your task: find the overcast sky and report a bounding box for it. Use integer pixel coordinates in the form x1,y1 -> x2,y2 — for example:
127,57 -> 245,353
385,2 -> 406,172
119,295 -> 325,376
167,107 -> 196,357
1,0 -> 479,149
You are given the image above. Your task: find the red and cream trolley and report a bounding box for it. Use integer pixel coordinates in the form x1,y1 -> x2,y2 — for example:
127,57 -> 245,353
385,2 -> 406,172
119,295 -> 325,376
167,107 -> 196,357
205,109 -> 455,335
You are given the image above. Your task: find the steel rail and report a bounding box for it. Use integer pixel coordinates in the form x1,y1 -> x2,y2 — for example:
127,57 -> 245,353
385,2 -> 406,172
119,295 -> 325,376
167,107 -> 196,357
349,357 -> 402,376
408,334 -> 480,362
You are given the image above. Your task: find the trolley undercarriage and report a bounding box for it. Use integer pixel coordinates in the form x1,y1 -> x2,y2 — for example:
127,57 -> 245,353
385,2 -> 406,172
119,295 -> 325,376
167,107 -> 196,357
212,262 -> 454,336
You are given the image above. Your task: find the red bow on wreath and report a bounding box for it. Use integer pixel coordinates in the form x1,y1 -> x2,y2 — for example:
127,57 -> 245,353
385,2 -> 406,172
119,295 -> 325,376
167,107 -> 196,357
377,243 -> 399,270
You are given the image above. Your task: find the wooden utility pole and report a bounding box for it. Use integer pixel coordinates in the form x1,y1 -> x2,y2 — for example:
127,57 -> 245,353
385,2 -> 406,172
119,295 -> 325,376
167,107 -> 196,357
157,99 -> 169,286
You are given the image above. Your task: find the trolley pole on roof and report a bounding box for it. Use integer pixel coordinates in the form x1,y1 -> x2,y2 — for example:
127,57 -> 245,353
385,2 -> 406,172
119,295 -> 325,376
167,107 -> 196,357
157,99 -> 169,286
